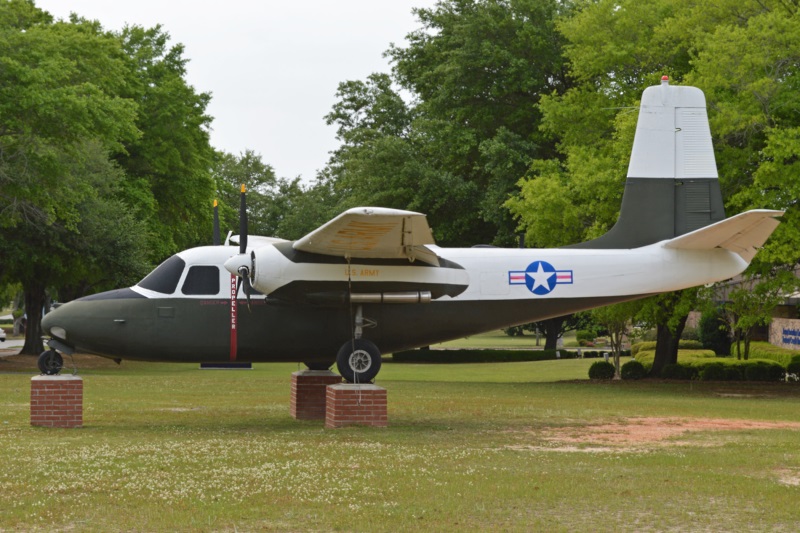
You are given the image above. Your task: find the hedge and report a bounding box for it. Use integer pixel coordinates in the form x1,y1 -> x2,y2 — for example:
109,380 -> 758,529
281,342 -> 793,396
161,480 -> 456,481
631,340 -> 703,356
655,358 -> 787,381
635,349 -> 716,366
742,342 -> 799,367
391,349 -> 579,364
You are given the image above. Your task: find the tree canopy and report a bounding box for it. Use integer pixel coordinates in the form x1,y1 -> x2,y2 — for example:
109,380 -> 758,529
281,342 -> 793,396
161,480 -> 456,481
0,1 -> 214,353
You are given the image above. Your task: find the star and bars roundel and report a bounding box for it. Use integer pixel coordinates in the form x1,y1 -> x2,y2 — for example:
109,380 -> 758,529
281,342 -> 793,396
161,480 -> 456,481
508,261 -> 573,295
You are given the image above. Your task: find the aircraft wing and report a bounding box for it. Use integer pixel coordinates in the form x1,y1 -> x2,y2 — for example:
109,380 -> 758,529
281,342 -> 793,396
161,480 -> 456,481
293,207 -> 441,266
663,209 -> 784,262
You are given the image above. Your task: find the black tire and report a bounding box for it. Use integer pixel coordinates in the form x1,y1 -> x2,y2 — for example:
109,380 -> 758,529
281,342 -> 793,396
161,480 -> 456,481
304,361 -> 333,371
336,339 -> 381,383
38,349 -> 63,375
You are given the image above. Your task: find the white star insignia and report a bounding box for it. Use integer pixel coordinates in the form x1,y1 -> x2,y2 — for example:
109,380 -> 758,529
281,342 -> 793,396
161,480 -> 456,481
526,264 -> 554,291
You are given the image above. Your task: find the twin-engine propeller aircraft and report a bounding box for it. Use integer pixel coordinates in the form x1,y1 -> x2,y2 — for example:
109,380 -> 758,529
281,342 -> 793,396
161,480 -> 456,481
41,78 -> 783,381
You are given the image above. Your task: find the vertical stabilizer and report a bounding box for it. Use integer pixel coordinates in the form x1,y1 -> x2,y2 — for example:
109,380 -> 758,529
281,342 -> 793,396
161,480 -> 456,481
571,77 -> 725,249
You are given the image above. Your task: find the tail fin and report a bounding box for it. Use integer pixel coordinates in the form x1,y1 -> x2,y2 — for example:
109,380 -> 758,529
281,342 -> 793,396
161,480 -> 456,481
572,77 -> 726,249
663,209 -> 783,262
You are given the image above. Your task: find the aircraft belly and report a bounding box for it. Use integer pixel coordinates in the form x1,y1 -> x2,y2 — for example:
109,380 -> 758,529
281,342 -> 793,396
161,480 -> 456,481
368,295 -> 651,354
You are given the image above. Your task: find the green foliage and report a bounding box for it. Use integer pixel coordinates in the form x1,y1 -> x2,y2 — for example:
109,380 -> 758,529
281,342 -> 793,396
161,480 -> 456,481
786,361 -> 800,376
660,363 -> 696,380
743,361 -> 785,382
391,349 -> 577,364
115,25 -> 215,259
698,363 -> 726,381
698,307 -> 731,356
632,340 -> 703,356
588,360 -> 615,380
745,342 -> 799,367
576,329 -> 595,343
323,0 -> 571,245
620,360 -> 646,380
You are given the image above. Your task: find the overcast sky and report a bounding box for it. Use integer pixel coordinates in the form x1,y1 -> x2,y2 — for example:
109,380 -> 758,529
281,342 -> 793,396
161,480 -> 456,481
34,0 -> 437,183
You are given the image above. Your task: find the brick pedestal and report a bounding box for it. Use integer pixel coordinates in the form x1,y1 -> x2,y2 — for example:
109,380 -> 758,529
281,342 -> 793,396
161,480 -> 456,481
325,384 -> 387,428
290,370 -> 342,420
30,375 -> 83,428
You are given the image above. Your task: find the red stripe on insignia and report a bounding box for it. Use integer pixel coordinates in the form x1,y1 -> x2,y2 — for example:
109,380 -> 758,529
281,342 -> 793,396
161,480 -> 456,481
229,274 -> 238,361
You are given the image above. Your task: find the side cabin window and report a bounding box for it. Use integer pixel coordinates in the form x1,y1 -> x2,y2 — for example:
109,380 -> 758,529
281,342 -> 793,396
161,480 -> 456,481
181,266 -> 220,295
138,255 -> 186,294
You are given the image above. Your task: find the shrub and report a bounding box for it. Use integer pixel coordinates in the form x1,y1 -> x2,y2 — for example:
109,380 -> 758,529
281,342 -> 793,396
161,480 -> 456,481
723,365 -> 743,381
743,361 -> 784,382
576,329 -> 596,343
786,361 -> 800,376
698,363 -> 726,381
632,340 -> 703,356
588,361 -> 615,380
621,360 -> 646,380
660,363 -> 693,380
746,342 -> 798,367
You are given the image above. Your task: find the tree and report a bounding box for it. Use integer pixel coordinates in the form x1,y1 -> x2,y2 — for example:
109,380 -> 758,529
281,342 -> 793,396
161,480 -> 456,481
637,291 -> 697,376
591,301 -> 644,379
0,4 -> 143,354
213,150 -> 306,240
722,269 -> 800,360
115,24 -> 216,260
508,0 -> 800,367
325,0 -> 571,246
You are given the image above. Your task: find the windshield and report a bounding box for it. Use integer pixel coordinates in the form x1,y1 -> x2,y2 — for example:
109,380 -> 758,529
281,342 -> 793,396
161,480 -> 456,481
137,255 -> 186,294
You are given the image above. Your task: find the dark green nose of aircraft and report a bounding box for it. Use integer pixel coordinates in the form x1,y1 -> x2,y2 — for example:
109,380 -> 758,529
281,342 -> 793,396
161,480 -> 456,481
41,288 -> 148,357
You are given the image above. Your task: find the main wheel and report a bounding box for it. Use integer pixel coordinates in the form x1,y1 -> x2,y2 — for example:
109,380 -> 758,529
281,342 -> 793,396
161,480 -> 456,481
336,339 -> 381,383
38,349 -> 63,375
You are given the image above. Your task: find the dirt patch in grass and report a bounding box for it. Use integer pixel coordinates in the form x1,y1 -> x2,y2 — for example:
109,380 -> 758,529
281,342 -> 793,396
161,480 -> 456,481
776,468 -> 800,486
510,417 -> 800,453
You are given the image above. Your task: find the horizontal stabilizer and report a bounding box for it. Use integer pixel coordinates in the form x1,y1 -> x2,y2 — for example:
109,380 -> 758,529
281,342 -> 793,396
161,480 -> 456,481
293,207 -> 441,265
663,209 -> 783,262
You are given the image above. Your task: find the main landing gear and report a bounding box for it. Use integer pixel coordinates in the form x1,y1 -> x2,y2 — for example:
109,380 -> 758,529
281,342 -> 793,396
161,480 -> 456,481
336,304 -> 382,383
38,349 -> 64,375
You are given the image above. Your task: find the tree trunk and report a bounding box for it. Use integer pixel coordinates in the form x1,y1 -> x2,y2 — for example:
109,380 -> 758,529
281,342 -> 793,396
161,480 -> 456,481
540,316 -> 565,351
20,282 -> 46,356
650,314 -> 688,376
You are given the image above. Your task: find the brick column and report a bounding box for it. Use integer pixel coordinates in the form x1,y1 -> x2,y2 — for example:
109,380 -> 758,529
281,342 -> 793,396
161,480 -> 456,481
325,384 -> 387,428
290,370 -> 342,420
30,375 -> 83,428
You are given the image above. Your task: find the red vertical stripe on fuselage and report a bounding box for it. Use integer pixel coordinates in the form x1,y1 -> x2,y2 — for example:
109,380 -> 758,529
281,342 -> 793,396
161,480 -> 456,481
230,274 -> 238,361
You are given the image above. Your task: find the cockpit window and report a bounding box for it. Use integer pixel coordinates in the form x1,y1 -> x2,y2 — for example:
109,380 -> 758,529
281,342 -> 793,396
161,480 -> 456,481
181,266 -> 220,295
137,255 -> 186,294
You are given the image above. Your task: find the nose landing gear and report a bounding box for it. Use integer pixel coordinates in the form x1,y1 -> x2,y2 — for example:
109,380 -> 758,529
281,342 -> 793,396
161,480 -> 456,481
38,349 -> 64,375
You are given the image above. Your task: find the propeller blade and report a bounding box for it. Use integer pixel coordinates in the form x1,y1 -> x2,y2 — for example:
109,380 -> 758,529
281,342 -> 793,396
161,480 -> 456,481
239,184 -> 248,255
213,199 -> 221,246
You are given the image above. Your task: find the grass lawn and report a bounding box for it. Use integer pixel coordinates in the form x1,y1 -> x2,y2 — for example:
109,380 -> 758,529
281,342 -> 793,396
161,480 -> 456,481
1,356 -> 799,531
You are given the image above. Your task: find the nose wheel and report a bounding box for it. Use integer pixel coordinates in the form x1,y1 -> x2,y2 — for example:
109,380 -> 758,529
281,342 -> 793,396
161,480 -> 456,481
38,349 -> 64,375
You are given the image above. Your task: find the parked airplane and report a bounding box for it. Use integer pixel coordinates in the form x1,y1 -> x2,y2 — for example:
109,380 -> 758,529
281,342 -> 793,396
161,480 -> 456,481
40,78 -> 782,381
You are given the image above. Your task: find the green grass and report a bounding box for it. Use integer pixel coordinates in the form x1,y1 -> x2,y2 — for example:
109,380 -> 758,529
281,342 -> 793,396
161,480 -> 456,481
1,359 -> 800,531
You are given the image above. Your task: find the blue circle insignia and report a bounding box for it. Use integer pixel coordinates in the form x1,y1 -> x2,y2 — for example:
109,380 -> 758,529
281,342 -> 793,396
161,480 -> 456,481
525,261 -> 557,295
